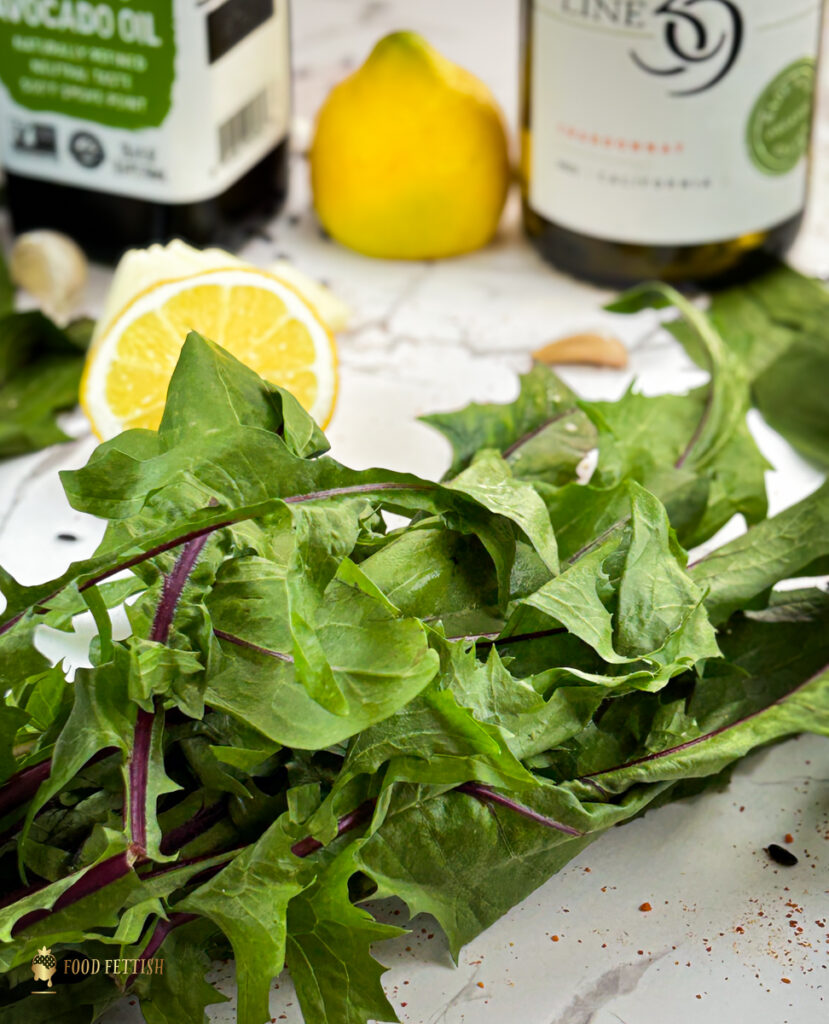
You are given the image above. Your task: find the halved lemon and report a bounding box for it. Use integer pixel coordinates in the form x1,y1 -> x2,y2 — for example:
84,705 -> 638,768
81,266 -> 338,439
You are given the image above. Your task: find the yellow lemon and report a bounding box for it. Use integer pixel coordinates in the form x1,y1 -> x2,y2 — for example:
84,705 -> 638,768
81,263 -> 337,440
310,31 -> 510,260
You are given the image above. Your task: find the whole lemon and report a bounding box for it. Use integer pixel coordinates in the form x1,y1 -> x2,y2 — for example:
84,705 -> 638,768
310,31 -> 510,260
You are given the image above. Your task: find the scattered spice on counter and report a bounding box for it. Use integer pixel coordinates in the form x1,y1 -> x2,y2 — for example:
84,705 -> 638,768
784,833 -> 794,844
767,844 -> 799,867
639,902 -> 653,912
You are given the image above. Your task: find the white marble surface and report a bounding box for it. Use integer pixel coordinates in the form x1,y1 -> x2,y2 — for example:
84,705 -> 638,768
1,1 -> 828,1022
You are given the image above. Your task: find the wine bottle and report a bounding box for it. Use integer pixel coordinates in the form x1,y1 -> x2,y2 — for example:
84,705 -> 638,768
520,0 -> 823,286
0,0 -> 292,260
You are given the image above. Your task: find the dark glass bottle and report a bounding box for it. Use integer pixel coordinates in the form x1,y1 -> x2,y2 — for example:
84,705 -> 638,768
0,0 -> 291,262
520,0 -> 823,288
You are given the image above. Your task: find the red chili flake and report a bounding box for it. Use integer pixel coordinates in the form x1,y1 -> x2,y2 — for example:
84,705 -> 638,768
784,834 -> 794,844
400,1003 -> 407,1008
735,927 -> 745,934
476,982 -> 485,989
639,902 -> 653,912
696,994 -> 702,999
637,950 -> 644,955
551,935 -> 560,942
782,978 -> 791,984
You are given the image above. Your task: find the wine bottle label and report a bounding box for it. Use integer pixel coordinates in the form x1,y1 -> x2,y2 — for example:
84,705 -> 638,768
527,0 -> 822,245
0,0 -> 290,203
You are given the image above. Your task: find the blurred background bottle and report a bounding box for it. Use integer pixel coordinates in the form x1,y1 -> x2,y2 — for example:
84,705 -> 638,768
521,0 -> 824,287
0,1 -> 291,261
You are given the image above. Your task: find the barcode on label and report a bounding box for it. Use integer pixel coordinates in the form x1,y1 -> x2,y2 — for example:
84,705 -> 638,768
219,91 -> 268,162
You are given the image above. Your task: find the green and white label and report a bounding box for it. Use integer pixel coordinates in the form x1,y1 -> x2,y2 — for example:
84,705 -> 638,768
528,0 -> 822,246
0,1 -> 175,130
0,0 -> 290,202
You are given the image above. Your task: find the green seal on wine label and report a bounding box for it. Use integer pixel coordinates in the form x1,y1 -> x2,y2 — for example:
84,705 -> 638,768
747,58 -> 816,176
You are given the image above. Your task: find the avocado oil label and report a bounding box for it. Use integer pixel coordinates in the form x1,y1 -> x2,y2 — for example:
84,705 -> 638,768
526,0 -> 822,245
0,0 -> 290,202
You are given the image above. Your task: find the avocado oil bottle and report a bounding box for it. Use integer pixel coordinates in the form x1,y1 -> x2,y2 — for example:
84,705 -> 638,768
0,1 -> 292,260
520,0 -> 823,287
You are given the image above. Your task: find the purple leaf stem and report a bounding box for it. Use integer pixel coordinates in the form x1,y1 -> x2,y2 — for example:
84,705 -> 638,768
128,709 -> 155,859
456,782 -> 583,837
0,747 -> 115,821
129,533 -> 210,858
581,660 -> 829,783
290,798 -> 376,858
127,780 -> 584,981
475,626 -> 568,647
159,800 -> 228,856
0,521 -> 232,638
213,628 -> 293,662
11,849 -> 133,936
216,625 -> 568,658
149,533 -> 211,645
0,758 -> 52,820
501,409 -> 579,460
124,912 -> 198,988
283,482 -> 434,505
126,800 -> 380,988
0,482 -> 435,639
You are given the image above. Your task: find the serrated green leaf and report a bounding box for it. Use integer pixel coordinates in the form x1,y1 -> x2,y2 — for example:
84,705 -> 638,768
421,362 -> 595,483
692,479 -> 829,624
287,843 -> 403,1024
179,817 -> 312,1024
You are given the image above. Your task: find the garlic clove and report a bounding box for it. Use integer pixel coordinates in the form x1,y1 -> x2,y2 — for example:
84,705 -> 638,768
9,230 -> 89,323
533,332 -> 628,369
